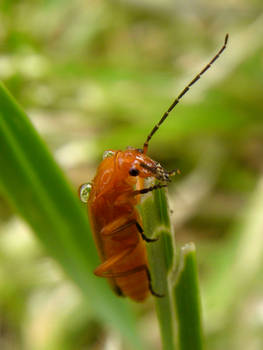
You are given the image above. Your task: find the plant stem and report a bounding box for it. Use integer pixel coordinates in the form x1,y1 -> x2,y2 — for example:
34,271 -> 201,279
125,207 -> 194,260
173,243 -> 204,350
140,187 -> 176,350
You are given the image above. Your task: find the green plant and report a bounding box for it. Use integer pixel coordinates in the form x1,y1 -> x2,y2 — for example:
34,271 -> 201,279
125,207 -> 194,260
0,82 -> 204,349
0,82 -> 144,350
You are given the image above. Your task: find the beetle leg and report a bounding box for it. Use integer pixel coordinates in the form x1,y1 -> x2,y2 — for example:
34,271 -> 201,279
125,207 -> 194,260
132,184 -> 167,196
94,244 -> 138,277
135,221 -> 158,242
145,266 -> 164,298
101,217 -> 157,242
96,258 -> 163,298
100,216 -> 134,236
96,262 -> 146,278
113,285 -> 124,297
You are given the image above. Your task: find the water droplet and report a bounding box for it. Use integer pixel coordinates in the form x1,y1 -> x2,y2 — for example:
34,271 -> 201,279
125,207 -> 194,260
103,150 -> 115,159
79,183 -> 92,203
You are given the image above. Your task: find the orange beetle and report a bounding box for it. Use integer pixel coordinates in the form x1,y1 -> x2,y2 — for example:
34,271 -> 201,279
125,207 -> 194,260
80,35 -> 228,302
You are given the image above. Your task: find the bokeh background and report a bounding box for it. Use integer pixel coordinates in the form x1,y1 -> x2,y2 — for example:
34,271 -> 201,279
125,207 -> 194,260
1,1 -> 263,349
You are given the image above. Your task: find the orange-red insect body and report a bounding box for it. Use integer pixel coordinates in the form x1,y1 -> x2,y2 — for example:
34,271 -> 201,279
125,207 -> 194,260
80,34 -> 229,302
87,149 -> 165,301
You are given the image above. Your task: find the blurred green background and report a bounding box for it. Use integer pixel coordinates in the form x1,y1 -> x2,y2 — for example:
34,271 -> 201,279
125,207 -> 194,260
1,0 -> 263,349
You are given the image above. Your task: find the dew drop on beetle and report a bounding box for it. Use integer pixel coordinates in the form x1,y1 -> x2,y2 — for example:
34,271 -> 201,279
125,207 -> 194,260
103,150 -> 115,159
79,183 -> 92,203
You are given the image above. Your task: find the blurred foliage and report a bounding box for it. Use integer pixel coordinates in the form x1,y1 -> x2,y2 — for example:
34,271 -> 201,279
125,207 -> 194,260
0,0 -> 263,349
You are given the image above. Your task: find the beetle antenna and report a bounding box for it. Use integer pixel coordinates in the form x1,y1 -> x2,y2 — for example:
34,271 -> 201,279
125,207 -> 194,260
143,34 -> 229,154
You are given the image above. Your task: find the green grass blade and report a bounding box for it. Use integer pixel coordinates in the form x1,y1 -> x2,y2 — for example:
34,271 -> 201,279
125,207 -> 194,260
0,82 -> 144,350
140,187 -> 176,350
204,176 -> 263,325
173,243 -> 204,350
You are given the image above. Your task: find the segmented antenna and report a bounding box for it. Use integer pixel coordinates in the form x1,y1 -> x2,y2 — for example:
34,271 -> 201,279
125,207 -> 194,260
143,34 -> 229,154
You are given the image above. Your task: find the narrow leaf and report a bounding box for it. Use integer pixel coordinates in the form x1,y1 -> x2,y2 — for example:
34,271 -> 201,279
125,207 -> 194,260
140,187 -> 176,350
0,82 -> 144,350
173,243 -> 204,350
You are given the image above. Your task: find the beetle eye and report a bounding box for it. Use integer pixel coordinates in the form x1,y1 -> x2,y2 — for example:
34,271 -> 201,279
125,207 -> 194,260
129,168 -> 139,176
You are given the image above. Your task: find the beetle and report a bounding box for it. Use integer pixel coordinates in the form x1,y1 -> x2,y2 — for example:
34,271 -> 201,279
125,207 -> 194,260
79,34 -> 228,302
